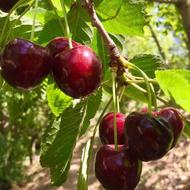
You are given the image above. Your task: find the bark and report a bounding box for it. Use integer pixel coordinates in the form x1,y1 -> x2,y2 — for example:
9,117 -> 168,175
175,0 -> 190,68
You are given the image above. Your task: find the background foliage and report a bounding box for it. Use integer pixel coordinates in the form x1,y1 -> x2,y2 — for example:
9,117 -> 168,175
0,0 -> 190,188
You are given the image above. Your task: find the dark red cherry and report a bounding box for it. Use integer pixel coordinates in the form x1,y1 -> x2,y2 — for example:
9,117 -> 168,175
95,145 -> 142,190
1,38 -> 51,90
46,37 -> 79,57
158,107 -> 184,148
0,0 -> 19,12
125,112 -> 173,161
99,112 -> 127,145
52,45 -> 102,98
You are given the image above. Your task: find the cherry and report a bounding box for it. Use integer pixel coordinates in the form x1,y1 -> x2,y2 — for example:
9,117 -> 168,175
52,45 -> 102,98
125,112 -> 173,161
158,107 -> 184,148
99,112 -> 127,145
0,0 -> 19,12
46,37 -> 79,57
1,38 -> 51,90
95,145 -> 142,190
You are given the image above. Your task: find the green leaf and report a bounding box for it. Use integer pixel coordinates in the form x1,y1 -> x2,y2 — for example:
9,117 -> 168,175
77,139 -> 91,190
96,0 -> 146,35
91,30 -> 109,78
46,83 -> 72,117
51,0 -> 72,11
184,120 -> 190,139
40,117 -> 61,157
67,3 -> 93,43
38,18 -> 64,45
156,70 -> 190,113
40,101 -> 86,185
130,54 -> 163,78
80,89 -> 102,136
125,85 -> 148,103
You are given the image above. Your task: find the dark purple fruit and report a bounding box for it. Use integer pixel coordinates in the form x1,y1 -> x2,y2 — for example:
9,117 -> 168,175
46,37 -> 79,57
1,38 -> 51,89
125,112 -> 173,161
52,45 -> 102,98
95,145 -> 142,190
158,107 -> 184,148
0,0 -> 19,12
99,112 -> 127,145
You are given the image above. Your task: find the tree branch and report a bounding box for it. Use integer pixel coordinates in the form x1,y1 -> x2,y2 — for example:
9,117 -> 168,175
148,25 -> 168,65
84,0 -> 120,61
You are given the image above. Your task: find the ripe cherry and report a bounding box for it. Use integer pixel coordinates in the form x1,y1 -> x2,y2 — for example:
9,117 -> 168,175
95,145 -> 142,190
158,107 -> 184,148
99,112 -> 127,145
46,37 -> 79,57
52,45 -> 102,98
1,38 -> 51,90
125,112 -> 173,161
0,0 -> 19,12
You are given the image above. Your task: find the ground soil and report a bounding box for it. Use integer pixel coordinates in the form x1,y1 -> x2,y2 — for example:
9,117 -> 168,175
11,137 -> 190,190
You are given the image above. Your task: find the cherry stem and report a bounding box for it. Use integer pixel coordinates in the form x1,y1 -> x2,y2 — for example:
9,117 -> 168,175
30,0 -> 39,41
119,57 -> 158,113
129,82 -> 168,105
131,65 -> 153,113
116,91 -> 120,112
126,79 -> 157,84
61,0 -> 72,49
112,68 -> 118,151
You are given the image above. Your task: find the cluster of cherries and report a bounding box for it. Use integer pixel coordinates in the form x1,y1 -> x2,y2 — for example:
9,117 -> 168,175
96,108 -> 184,190
0,37 -> 102,98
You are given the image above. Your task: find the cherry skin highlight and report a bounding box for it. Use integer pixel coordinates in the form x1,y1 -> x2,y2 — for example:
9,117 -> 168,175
99,112 -> 127,145
46,37 -> 79,57
158,107 -> 184,148
125,112 -> 173,161
1,38 -> 51,90
0,0 -> 19,12
52,45 -> 102,98
95,145 -> 142,190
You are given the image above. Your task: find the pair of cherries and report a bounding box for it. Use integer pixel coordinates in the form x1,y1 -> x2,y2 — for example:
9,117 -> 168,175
0,37 -> 102,98
96,108 -> 184,190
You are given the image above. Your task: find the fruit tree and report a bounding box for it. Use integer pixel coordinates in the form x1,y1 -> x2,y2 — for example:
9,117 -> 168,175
0,0 -> 190,190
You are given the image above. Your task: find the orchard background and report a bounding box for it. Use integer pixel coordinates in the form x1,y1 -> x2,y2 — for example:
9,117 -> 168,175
0,0 -> 190,190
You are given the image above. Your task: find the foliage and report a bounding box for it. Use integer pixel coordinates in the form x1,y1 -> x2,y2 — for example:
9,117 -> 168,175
0,0 -> 190,188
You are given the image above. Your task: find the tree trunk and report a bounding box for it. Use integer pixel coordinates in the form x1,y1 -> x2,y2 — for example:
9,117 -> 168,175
176,0 -> 190,68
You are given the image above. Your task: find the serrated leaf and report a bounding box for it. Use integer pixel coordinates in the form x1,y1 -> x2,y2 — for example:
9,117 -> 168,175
97,0 -> 146,35
130,54 -> 163,78
67,3 -> 93,43
46,84 -> 72,117
40,101 -> 86,185
156,70 -> 190,113
80,89 -> 102,136
40,117 -> 61,157
77,139 -> 91,190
